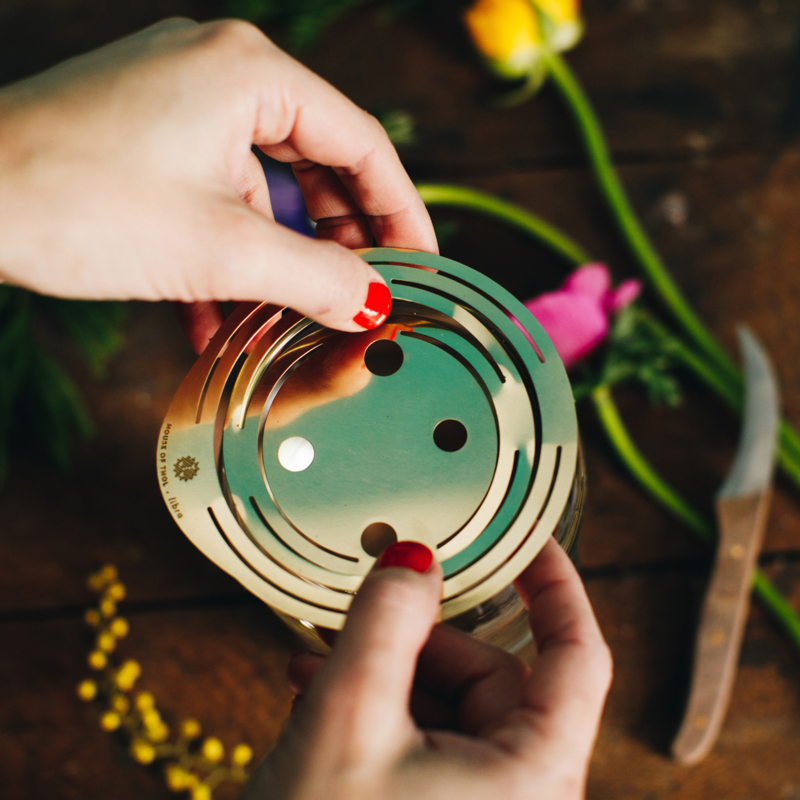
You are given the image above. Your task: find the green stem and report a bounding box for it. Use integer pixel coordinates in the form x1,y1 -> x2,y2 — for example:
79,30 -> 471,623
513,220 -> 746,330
544,50 -> 740,391
640,313 -> 740,410
414,183 -> 800,652
416,184 -> 591,266
415,182 -> 800,654
591,383 -> 800,655
591,384 -> 713,544
544,51 -> 800,469
416,182 -> 800,483
752,570 -> 800,651
642,314 -> 800,483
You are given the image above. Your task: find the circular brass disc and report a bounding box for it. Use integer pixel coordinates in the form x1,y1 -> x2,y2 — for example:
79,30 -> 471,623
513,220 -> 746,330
157,248 -> 578,629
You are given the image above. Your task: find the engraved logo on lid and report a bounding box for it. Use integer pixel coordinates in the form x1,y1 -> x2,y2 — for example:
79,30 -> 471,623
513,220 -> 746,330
174,456 -> 199,482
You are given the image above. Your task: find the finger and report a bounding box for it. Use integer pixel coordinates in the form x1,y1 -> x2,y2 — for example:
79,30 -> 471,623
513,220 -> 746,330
175,152 -> 273,353
249,38 -> 437,253
291,161 -> 372,249
236,150 -> 274,220
409,684 -> 459,731
172,300 -> 225,354
183,197 -> 391,332
287,651 -> 458,729
491,539 -> 612,760
302,543 -> 442,762
287,651 -> 326,695
416,623 -> 529,736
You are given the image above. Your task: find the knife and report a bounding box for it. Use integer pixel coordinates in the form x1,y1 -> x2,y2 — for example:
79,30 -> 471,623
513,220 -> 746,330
671,327 -> 779,765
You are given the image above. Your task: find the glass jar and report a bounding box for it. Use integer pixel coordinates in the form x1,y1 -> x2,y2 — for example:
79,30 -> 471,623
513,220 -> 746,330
158,248 -> 583,657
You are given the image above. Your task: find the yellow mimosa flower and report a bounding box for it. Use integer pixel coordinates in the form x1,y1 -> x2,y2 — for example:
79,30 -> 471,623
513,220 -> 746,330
135,692 -> 155,712
165,764 -> 195,792
106,581 -> 126,601
463,0 -> 543,80
99,564 -> 118,584
87,650 -> 107,671
115,659 -> 141,691
76,680 -> 97,701
99,598 -> 116,618
201,736 -> 224,763
97,631 -> 116,653
180,718 -> 202,739
191,784 -> 212,800
147,723 -> 170,744
142,709 -> 162,730
100,711 -> 122,731
111,694 -> 130,714
130,739 -> 156,765
109,617 -> 130,638
231,743 -> 253,767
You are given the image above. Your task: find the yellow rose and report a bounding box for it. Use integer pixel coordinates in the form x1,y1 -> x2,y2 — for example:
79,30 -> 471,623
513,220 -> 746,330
463,0 -> 543,80
534,0 -> 583,52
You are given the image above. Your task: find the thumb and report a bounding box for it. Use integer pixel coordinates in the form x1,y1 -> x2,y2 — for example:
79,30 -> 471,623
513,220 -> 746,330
191,200 -> 391,332
303,542 -> 441,762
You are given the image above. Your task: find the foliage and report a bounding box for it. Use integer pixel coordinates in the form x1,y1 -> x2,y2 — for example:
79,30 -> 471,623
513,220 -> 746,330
79,566 -> 254,798
225,0 -> 427,49
373,108 -> 417,146
0,286 -> 125,480
571,305 -> 682,406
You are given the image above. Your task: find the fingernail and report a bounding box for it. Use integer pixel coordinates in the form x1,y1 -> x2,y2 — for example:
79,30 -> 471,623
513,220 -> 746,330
377,541 -> 433,573
352,282 -> 392,330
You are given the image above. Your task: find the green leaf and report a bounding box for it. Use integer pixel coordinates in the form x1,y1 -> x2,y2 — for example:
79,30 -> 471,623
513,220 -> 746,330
570,305 -> 683,406
372,108 -> 417,146
26,347 -> 95,470
41,298 -> 126,377
0,287 -> 126,481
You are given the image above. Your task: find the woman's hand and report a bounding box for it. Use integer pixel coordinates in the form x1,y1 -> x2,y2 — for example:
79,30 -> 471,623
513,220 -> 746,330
244,538 -> 612,800
0,19 -> 437,350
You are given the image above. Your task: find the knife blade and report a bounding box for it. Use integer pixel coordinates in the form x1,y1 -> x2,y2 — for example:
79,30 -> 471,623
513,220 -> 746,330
671,326 -> 779,765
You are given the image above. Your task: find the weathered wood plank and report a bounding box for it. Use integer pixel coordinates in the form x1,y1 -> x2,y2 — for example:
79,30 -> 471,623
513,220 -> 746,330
2,1 -> 799,168
1,565 -> 798,799
306,0 -> 800,170
587,563 -> 800,799
0,603 -> 294,800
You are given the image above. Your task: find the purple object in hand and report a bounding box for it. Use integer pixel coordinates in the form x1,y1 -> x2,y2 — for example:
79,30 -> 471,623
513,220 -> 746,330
261,161 -> 315,238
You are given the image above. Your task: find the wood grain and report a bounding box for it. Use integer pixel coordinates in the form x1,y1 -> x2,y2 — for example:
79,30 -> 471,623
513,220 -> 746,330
1,2 -> 800,799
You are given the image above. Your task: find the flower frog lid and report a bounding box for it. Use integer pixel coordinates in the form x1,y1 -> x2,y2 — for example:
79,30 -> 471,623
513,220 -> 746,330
157,247 -> 578,630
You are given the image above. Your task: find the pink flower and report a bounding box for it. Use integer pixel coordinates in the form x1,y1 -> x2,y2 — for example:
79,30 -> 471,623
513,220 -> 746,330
523,263 -> 641,368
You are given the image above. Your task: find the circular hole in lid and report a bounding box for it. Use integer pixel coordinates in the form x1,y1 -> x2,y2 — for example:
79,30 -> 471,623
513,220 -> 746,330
433,419 -> 468,452
364,339 -> 403,377
278,436 -> 315,472
361,522 -> 398,557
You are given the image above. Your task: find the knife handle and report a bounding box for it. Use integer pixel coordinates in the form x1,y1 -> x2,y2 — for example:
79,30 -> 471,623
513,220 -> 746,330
671,491 -> 771,765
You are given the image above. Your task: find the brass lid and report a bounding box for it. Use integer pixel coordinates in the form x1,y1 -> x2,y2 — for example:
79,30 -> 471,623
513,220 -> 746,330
158,248 -> 578,629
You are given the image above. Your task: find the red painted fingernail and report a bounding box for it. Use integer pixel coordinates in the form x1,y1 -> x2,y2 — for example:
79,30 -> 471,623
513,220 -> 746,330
377,541 -> 433,573
352,282 -> 392,329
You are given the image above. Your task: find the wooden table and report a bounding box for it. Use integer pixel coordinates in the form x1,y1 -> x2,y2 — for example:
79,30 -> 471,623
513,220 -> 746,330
2,2 -> 800,797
